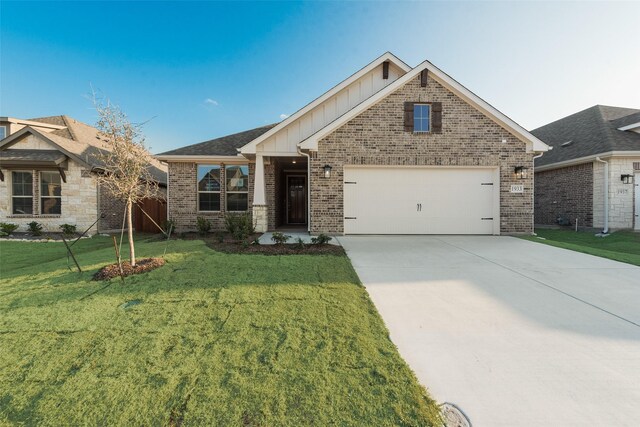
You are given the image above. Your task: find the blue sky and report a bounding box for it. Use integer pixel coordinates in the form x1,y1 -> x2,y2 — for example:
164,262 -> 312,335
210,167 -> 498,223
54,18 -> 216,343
1,1 -> 639,154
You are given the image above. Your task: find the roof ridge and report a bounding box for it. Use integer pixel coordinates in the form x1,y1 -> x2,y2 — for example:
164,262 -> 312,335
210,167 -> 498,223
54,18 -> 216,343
60,115 -> 79,141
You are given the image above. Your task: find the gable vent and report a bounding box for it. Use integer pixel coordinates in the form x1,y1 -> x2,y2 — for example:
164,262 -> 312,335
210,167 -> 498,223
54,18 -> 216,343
633,162 -> 640,170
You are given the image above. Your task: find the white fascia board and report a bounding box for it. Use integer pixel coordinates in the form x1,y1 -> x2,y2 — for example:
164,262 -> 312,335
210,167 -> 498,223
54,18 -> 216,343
154,154 -> 249,163
534,151 -> 640,172
0,117 -> 66,130
299,59 -> 550,153
239,52 -> 411,155
618,122 -> 640,131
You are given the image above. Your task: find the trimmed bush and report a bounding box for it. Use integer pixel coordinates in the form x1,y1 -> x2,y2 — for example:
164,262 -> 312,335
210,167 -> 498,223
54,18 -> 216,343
0,222 -> 19,235
59,224 -> 77,235
311,234 -> 332,245
271,232 -> 291,245
196,217 -> 212,236
28,221 -> 43,236
225,212 -> 255,241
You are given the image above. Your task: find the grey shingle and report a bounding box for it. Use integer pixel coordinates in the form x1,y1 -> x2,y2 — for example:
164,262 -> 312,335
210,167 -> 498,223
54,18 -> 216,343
157,124 -> 277,156
531,105 -> 640,167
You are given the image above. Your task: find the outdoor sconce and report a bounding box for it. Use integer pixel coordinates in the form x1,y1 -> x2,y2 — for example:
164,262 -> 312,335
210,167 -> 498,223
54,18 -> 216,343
621,174 -> 633,184
514,166 -> 528,180
323,164 -> 332,178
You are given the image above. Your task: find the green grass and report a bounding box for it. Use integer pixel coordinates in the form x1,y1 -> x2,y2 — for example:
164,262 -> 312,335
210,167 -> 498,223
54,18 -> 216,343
521,229 -> 640,266
0,236 -> 441,426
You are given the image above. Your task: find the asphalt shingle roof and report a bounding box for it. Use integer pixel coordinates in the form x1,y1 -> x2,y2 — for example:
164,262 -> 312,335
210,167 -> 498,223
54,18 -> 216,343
3,115 -> 167,184
157,124 -> 278,156
0,149 -> 67,163
531,105 -> 640,167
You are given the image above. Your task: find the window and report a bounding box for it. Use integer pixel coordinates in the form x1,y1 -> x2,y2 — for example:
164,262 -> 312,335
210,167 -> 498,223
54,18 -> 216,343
226,165 -> 249,211
0,126 -> 6,140
197,165 -> 221,211
11,171 -> 33,214
414,104 -> 431,133
41,171 -> 62,215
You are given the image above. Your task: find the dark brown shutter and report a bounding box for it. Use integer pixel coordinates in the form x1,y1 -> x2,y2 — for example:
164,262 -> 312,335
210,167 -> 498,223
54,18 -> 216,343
431,102 -> 442,133
382,61 -> 389,79
404,102 -> 415,132
420,69 -> 428,87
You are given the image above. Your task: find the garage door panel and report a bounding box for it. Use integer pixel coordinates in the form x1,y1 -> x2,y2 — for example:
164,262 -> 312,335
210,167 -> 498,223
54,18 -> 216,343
344,167 -> 498,235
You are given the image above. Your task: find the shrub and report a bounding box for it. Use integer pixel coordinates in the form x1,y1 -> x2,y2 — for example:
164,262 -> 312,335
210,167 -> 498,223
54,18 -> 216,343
215,231 -> 225,243
311,233 -> 332,245
59,224 -> 77,235
251,237 -> 261,245
271,232 -> 291,245
294,237 -> 306,250
162,219 -> 176,236
28,221 -> 43,236
225,212 -> 255,241
196,217 -> 211,236
0,222 -> 19,235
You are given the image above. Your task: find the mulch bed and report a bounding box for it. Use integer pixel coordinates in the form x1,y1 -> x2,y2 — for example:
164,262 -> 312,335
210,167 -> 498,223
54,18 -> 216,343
205,240 -> 345,255
93,257 -> 166,281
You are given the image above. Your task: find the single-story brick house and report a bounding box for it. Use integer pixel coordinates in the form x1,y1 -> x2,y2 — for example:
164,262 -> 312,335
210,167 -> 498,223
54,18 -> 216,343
0,115 -> 167,234
531,105 -> 640,232
157,52 -> 549,235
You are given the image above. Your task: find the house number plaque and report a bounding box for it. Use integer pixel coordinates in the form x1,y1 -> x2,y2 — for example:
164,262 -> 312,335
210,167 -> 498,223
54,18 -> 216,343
510,184 -> 524,193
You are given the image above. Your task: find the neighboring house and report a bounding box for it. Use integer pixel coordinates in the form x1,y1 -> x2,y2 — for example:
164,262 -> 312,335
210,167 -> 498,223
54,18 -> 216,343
156,52 -> 549,235
531,105 -> 640,232
0,116 -> 167,234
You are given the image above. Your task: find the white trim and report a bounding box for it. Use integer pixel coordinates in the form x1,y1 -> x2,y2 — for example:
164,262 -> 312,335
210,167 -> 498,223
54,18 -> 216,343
239,52 -> 411,155
155,154 -> 247,163
0,117 -> 66,130
535,151 -> 640,172
618,122 -> 640,131
299,59 -> 550,153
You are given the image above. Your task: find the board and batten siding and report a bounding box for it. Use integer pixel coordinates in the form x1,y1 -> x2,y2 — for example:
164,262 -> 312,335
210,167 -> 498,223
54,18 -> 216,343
256,62 -> 405,154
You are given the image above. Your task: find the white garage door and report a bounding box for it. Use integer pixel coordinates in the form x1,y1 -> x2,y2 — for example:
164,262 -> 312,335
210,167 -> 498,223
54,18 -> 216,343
343,166 -> 499,235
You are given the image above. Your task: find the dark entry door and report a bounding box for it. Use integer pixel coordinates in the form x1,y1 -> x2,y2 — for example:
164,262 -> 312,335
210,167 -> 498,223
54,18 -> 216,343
287,176 -> 306,224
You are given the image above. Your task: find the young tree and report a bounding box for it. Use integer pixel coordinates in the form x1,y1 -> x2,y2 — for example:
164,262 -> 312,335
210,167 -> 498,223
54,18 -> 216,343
93,97 -> 161,267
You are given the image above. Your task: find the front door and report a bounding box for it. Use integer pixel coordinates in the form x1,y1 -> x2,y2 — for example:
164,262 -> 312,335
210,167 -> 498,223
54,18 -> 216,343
287,175 -> 306,224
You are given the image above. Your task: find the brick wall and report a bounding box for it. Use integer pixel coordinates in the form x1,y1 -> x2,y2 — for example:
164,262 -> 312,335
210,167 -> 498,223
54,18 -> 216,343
534,163 -> 593,227
310,74 -> 534,234
167,162 -> 255,232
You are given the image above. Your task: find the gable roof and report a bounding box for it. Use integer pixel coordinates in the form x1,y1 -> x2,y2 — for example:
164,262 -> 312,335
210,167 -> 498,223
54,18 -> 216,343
239,52 -> 411,155
156,124 -> 277,158
0,115 -> 167,184
531,105 -> 640,168
299,59 -> 549,153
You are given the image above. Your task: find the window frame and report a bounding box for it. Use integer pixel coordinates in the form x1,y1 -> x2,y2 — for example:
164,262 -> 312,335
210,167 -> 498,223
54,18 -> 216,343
11,170 -> 34,215
225,164 -> 250,212
413,103 -> 431,133
196,164 -> 222,212
40,171 -> 62,215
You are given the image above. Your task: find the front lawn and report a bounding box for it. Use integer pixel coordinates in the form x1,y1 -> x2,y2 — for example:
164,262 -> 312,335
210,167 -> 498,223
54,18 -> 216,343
522,229 -> 640,266
0,236 -> 441,426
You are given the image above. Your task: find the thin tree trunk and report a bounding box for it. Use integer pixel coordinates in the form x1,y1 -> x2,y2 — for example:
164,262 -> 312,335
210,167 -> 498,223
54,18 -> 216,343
127,198 -> 136,267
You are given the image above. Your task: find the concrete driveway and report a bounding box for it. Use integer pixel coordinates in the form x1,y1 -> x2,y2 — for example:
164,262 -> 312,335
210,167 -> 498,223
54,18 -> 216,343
337,235 -> 640,426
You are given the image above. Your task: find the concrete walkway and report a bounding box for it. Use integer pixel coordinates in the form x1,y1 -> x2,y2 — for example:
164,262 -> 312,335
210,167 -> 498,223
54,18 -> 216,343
338,235 -> 640,427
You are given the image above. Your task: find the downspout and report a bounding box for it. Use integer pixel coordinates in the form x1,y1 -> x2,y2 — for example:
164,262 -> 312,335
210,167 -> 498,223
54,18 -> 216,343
595,157 -> 609,234
532,152 -> 545,235
297,146 -> 311,233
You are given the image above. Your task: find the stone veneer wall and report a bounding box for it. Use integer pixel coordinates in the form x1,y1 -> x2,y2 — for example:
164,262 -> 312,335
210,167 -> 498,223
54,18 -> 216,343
0,160 -> 99,233
310,74 -> 535,234
167,162 -> 255,232
534,163 -> 593,227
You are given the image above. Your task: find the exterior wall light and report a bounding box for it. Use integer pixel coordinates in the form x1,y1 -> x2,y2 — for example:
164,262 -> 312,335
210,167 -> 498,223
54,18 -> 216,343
323,165 -> 332,178
514,166 -> 528,180
621,174 -> 633,184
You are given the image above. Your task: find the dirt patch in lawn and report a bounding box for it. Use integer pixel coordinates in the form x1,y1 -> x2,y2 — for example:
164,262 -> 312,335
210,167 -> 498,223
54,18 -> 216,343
93,257 -> 166,281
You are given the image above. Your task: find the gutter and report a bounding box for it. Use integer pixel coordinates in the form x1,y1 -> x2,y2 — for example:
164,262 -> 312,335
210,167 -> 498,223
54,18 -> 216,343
595,157 -> 609,234
297,147 -> 312,233
532,152 -> 545,234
